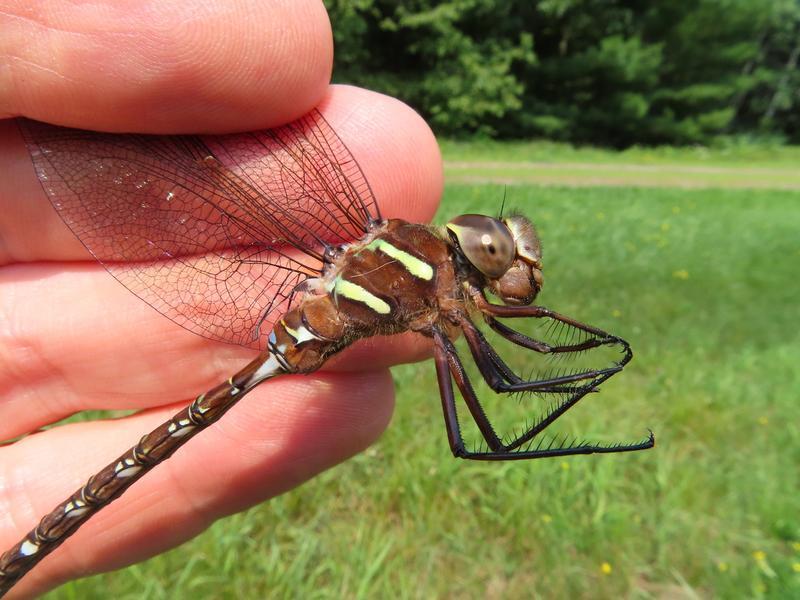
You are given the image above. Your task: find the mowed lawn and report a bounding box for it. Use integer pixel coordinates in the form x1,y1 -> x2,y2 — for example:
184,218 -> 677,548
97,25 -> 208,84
442,139 -> 800,190
55,149 -> 799,598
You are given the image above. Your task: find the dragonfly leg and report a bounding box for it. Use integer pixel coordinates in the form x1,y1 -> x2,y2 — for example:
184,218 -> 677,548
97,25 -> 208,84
433,328 -> 469,457
469,286 -> 633,369
433,327 -> 504,455
457,315 -> 621,393
472,286 -> 623,336
432,325 -> 654,461
485,316 -> 620,354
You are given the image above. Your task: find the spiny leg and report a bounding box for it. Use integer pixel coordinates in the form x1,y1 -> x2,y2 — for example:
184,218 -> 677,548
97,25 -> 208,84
468,286 -> 633,370
436,327 -> 588,457
469,352 -> 647,456
486,316 -> 621,355
458,315 -> 620,393
433,328 -> 470,458
434,328 -> 506,453
432,326 -> 654,461
469,287 -> 614,334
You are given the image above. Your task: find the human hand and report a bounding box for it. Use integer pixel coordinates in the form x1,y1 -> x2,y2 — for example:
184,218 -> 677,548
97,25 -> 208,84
0,1 -> 441,596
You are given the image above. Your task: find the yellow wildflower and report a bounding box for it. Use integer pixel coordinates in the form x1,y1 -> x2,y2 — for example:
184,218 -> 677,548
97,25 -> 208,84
673,269 -> 689,280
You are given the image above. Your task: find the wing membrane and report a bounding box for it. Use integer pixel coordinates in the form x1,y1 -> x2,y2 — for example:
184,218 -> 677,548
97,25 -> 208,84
19,110 -> 380,348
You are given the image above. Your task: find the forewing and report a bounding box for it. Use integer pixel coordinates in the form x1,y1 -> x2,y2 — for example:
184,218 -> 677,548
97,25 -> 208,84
18,110 -> 380,348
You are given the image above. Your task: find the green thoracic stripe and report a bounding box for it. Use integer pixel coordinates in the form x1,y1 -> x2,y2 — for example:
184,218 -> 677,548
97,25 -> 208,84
333,277 -> 391,314
366,239 -> 434,280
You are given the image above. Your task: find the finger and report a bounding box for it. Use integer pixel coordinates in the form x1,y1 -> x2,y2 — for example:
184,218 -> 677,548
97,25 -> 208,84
0,368 -> 395,598
0,262 -> 430,438
319,85 -> 443,225
0,0 -> 333,132
0,85 -> 442,264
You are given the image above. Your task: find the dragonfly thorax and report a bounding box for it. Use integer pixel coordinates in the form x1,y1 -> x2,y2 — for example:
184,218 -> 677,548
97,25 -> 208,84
445,214 -> 543,306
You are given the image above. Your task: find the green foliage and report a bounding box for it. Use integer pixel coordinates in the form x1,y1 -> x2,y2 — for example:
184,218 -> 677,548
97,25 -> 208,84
329,0 -> 535,135
733,0 -> 800,143
326,0 -> 800,146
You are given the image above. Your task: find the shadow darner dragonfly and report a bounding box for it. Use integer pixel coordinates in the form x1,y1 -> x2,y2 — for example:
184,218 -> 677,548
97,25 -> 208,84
0,110 -> 653,595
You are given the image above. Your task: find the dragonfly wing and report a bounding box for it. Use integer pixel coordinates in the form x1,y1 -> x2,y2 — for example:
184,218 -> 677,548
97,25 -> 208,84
202,110 -> 380,250
18,110 -> 379,348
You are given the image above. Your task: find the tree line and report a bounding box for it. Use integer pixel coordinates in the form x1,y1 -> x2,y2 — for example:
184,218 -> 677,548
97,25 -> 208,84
326,0 -> 800,146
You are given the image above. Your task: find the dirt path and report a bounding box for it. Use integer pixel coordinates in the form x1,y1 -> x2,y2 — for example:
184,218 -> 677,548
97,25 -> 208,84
444,161 -> 800,190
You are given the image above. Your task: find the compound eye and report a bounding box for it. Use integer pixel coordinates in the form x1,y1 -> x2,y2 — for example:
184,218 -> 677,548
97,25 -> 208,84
446,214 -> 515,278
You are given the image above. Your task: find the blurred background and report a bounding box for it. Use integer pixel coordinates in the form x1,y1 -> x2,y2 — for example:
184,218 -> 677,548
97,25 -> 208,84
61,2 -> 798,598
326,0 -> 799,146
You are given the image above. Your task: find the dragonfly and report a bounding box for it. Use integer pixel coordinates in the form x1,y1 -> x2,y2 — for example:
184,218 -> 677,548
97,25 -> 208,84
0,109 -> 654,595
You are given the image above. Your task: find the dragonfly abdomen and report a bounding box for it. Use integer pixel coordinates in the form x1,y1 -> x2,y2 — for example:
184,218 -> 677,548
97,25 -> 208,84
0,352 -> 283,593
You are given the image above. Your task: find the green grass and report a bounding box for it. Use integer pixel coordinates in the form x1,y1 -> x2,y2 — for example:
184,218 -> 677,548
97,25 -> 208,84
52,168 -> 799,597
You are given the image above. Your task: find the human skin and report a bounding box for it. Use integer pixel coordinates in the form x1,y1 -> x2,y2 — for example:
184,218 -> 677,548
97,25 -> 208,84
0,1 -> 442,596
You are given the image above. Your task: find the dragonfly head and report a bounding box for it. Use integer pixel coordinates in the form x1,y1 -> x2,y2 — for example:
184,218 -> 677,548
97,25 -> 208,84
446,214 -> 543,306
